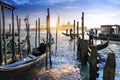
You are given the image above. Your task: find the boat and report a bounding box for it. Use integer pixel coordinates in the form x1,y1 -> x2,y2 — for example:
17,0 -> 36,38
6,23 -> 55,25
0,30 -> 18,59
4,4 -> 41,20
89,40 -> 109,50
0,42 -> 47,78
62,32 -> 70,36
96,40 -> 109,50
62,32 -> 79,39
94,25 -> 120,41
0,1 -> 39,78
2,32 -> 18,37
0,54 -> 47,77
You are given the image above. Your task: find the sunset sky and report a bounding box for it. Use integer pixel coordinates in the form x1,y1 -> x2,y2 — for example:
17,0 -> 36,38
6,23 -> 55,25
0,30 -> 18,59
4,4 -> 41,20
2,0 -> 120,29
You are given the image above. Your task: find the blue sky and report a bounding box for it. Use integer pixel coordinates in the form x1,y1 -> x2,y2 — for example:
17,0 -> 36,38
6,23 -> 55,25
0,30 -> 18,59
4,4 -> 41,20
2,0 -> 120,29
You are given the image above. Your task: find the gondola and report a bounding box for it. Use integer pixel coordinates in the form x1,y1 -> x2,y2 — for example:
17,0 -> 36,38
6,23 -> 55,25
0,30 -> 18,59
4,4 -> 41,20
62,32 -> 70,36
62,32 -> 79,39
89,40 -> 109,50
0,55 -> 37,76
93,25 -> 120,41
0,35 -> 53,78
0,43 -> 47,78
2,32 -> 18,36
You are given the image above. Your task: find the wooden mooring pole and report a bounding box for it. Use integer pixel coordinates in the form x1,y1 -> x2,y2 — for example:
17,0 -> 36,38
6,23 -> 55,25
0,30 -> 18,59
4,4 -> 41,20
81,12 -> 84,40
2,7 -> 7,64
0,4 -> 3,65
38,18 -> 40,45
73,20 -> 75,51
103,53 -> 116,80
35,20 -> 38,48
46,8 -> 49,69
12,9 -> 16,62
9,24 -> 11,33
16,15 -> 22,60
81,40 -> 88,66
77,21 -> 79,38
48,8 -> 52,68
56,16 -> 59,52
88,46 -> 99,80
24,16 -> 31,53
77,21 -> 79,59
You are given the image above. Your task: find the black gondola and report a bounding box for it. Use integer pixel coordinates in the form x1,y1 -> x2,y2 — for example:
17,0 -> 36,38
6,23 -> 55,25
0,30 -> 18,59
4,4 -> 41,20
62,32 -> 70,36
89,40 -> 109,50
0,53 -> 48,77
62,32 -> 79,39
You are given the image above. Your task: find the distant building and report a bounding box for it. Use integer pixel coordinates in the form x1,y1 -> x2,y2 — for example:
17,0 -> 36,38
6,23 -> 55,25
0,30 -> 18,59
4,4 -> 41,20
29,16 -> 87,31
58,21 -> 87,31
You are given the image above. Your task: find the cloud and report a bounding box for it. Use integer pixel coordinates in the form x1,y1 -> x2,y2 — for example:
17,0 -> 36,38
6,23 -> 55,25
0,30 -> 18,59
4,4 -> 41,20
10,0 -> 76,6
48,0 -> 75,4
63,6 -> 79,9
107,0 -> 120,4
13,0 -> 30,5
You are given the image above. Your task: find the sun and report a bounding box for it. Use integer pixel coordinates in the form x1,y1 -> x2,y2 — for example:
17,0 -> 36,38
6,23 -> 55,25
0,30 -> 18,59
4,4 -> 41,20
51,22 -> 56,27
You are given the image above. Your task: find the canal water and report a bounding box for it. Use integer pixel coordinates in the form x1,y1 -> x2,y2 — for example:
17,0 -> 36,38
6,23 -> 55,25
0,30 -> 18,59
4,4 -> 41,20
3,30 -> 120,80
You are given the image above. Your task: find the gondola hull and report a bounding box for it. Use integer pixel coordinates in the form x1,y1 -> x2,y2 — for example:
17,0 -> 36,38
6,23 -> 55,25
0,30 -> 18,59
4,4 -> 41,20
0,53 -> 48,78
89,40 -> 109,50
93,34 -> 120,41
62,32 -> 70,36
62,32 -> 79,39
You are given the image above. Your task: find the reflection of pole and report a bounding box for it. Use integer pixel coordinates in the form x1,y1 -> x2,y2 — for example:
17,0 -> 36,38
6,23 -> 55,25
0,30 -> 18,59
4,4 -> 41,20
74,20 -> 75,51
12,9 -> 16,62
0,4 -> 3,65
38,18 -> 40,45
2,7 -> 7,64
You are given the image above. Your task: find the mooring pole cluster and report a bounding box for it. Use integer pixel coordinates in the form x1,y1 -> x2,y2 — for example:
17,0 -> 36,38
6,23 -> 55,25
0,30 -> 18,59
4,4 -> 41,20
77,12 -> 116,80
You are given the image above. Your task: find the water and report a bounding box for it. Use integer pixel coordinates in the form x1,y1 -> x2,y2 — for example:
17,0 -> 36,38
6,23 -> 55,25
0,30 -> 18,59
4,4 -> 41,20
2,30 -> 120,80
